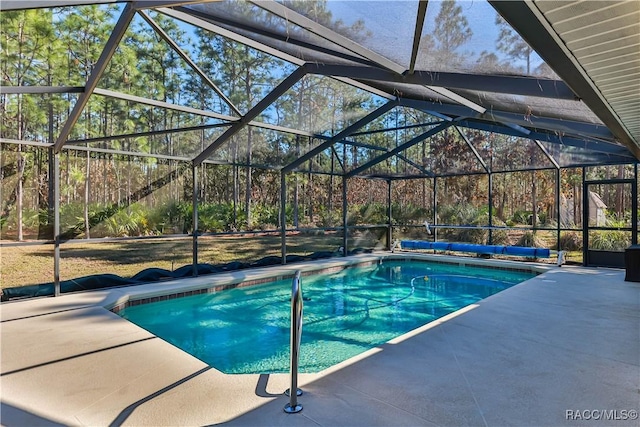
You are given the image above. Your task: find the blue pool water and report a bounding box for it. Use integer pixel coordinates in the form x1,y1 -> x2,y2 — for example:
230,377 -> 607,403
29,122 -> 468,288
119,260 -> 535,374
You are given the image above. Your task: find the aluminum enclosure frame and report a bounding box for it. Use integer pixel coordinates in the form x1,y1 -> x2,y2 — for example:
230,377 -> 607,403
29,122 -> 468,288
2,0 -> 639,296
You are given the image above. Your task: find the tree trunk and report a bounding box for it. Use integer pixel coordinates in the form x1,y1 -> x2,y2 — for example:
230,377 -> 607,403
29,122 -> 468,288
243,65 -> 253,228
102,153 -> 108,204
83,102 -> 91,238
41,91 -> 55,240
574,183 -> 581,226
616,165 -> 624,219
232,138 -> 238,229
15,22 -> 25,241
572,182 -> 578,225
532,171 -> 537,229
126,154 -> 131,211
293,137 -> 300,228
328,152 -> 334,215
65,151 -> 70,203
115,154 -> 121,207
245,127 -> 253,228
498,174 -> 507,220
84,153 -> 90,238
307,154 -> 313,223
200,129 -> 206,203
16,143 -> 24,241
224,165 -> 230,204
604,167 -> 611,206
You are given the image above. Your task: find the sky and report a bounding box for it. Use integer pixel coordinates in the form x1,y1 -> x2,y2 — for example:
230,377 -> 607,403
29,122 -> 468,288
317,0 -> 544,72
98,0 -> 544,75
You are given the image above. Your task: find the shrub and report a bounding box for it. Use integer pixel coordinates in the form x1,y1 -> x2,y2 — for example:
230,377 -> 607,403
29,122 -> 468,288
359,202 -> 387,225
347,202 -> 387,226
438,203 -> 483,225
457,213 -> 488,244
252,203 -> 280,228
317,206 -> 341,228
556,232 -> 582,251
438,204 -> 489,244
510,210 -> 529,225
537,211 -> 548,225
516,231 -> 546,248
392,202 -> 430,225
511,210 -> 536,225
159,201 -> 191,233
489,219 -> 509,245
589,231 -> 629,251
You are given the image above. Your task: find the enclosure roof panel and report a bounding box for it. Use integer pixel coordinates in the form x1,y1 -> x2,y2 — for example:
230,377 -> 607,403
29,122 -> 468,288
273,0 -> 421,70
178,0 -> 637,158
1,0 -> 121,9
2,0 -> 638,173
491,0 -> 640,159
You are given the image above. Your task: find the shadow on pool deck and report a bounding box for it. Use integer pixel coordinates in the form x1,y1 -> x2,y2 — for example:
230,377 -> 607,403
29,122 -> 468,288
1,255 -> 638,426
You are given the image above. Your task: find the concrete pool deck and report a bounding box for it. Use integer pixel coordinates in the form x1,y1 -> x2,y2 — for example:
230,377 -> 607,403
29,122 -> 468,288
1,253 -> 638,426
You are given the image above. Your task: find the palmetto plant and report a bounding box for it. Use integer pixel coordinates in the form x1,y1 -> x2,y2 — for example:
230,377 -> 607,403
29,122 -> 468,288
556,232 -> 582,251
516,231 -> 546,248
589,231 -> 629,251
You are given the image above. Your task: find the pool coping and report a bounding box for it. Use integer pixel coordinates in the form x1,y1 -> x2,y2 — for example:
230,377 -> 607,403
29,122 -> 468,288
105,252 -> 551,315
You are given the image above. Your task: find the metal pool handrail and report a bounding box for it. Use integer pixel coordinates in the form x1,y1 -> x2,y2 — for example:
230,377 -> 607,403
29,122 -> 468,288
284,270 -> 303,413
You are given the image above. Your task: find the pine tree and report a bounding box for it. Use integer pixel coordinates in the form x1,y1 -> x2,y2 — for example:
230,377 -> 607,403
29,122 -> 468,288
57,5 -> 119,238
495,15 -> 533,74
432,0 -> 472,68
1,10 -> 56,240
192,9 -> 283,229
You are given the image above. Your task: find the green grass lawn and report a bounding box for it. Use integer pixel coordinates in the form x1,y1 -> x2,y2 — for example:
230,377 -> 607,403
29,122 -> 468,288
1,231 -> 581,290
1,231 -> 385,289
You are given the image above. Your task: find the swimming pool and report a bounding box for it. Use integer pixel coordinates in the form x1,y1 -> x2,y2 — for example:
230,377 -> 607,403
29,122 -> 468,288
119,259 -> 536,374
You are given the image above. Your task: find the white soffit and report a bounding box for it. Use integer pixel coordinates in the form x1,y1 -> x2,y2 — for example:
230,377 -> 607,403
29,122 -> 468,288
534,0 -> 640,147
